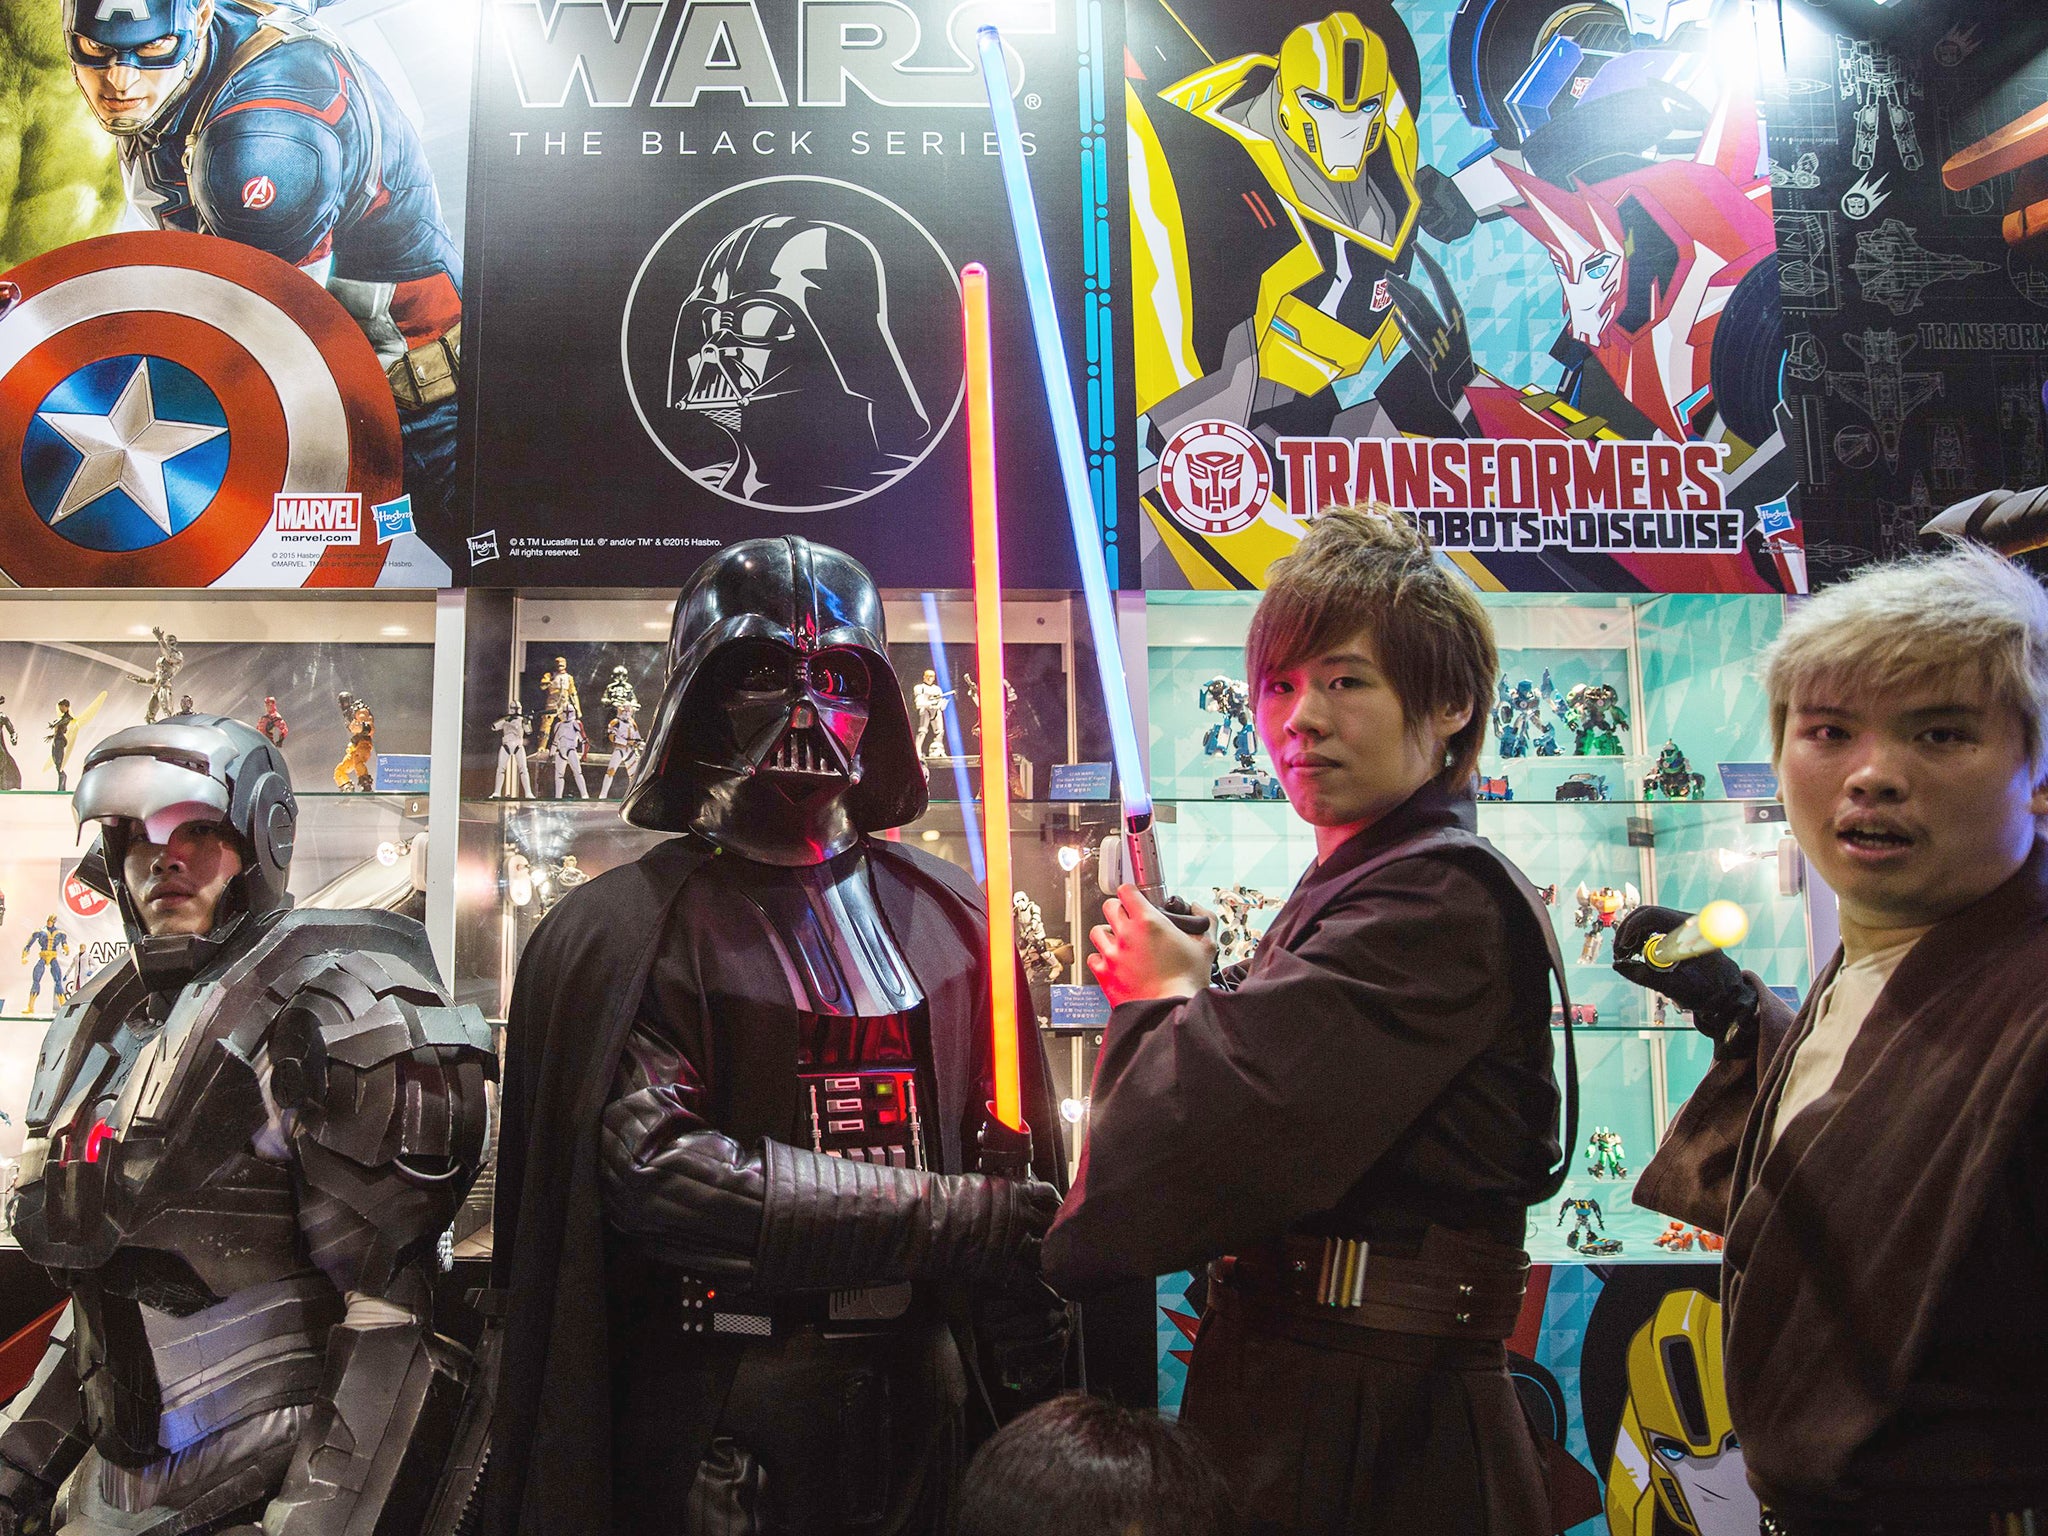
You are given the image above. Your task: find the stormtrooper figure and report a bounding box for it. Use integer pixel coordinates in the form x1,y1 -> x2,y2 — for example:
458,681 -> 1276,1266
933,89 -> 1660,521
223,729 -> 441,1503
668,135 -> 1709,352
487,536 -> 1067,1536
549,710 -> 588,799
0,714 -> 494,1536
599,706 -> 644,800
911,669 -> 952,761
492,703 -> 536,798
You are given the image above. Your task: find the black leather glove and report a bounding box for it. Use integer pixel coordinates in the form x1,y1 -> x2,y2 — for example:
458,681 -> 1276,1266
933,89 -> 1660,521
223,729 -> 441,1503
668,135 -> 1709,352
973,1278 -> 1072,1395
759,1139 -> 1061,1295
0,1462 -> 55,1536
1613,905 -> 1758,1051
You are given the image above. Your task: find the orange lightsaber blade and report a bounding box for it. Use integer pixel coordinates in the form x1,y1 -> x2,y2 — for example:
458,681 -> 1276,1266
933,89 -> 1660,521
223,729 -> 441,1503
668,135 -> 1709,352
963,262 -> 1023,1133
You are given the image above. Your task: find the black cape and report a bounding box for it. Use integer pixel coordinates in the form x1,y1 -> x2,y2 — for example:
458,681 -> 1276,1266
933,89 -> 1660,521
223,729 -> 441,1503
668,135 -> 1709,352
483,833 -> 1060,1536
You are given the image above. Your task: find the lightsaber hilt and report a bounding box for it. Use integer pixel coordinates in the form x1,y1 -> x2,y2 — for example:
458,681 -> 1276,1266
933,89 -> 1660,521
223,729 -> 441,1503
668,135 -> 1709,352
977,1107 -> 1035,1180
1123,813 -> 1211,937
1641,900 -> 1750,969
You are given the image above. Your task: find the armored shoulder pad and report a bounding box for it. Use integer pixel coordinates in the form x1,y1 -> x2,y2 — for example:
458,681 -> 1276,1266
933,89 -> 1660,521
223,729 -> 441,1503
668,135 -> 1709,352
190,48 -> 356,263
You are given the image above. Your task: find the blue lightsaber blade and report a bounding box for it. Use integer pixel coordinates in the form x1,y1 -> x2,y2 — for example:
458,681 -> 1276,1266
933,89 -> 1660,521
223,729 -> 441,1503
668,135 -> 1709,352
977,25 -> 1152,831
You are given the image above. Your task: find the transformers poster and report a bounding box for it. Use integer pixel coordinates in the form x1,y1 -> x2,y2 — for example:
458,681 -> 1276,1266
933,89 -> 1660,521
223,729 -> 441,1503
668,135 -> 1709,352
461,0 -> 1132,590
0,0 -> 477,588
1126,0 -> 1808,595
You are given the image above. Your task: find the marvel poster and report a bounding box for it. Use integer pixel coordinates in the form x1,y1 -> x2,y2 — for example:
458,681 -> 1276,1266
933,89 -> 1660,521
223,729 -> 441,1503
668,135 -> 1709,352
1127,0 -> 1808,595
458,0 -> 1131,589
0,0 -> 478,587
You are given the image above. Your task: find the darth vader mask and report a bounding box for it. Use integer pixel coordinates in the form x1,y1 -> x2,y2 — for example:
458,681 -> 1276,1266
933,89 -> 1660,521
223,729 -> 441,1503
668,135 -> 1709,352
624,537 -> 924,863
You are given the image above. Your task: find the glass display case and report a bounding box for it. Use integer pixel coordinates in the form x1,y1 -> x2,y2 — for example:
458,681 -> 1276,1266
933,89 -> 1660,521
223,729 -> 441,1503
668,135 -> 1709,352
0,592 -> 441,1246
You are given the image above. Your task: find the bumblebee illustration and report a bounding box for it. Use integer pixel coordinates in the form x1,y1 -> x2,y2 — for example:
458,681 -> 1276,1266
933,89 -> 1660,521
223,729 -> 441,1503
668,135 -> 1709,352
1131,11 -> 1477,572
1605,1290 -> 1759,1534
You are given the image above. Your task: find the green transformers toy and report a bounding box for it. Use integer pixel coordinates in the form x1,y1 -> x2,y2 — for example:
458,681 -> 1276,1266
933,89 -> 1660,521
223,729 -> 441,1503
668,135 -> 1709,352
1558,682 -> 1629,756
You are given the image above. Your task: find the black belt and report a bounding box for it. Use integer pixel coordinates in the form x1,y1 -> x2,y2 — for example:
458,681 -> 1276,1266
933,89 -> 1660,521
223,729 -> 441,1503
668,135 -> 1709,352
1214,1231 -> 1529,1341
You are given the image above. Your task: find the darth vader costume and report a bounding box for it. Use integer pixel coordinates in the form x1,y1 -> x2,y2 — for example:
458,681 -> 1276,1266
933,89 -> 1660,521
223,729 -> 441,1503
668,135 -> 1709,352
486,537 -> 1065,1536
0,715 -> 495,1535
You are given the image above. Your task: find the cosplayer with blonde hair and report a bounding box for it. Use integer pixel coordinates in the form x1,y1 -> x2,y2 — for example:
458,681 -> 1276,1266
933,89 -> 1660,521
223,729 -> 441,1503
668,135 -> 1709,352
1621,544 -> 2048,1535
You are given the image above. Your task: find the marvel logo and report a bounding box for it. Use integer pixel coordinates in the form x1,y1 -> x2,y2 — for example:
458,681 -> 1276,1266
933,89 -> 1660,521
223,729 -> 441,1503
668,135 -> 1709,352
273,494 -> 362,535
242,174 -> 277,210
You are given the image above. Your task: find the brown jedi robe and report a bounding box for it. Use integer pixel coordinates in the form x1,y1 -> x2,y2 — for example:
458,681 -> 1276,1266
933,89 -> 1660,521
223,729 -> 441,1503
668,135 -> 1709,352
1045,785 -> 1566,1534
1636,838 -> 2048,1519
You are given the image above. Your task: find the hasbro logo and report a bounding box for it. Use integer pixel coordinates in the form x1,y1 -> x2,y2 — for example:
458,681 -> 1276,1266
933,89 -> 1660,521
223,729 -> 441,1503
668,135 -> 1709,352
372,494 -> 415,544
1756,496 -> 1795,539
468,529 -> 500,566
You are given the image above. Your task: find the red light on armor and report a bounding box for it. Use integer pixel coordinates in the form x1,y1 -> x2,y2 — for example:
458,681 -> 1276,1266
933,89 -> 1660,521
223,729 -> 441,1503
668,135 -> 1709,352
83,1119 -> 113,1164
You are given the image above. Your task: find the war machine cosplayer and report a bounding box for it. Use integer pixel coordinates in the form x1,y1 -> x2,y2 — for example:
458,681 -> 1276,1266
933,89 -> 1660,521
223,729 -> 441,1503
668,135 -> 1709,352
0,714 -> 495,1536
487,537 -> 1068,1536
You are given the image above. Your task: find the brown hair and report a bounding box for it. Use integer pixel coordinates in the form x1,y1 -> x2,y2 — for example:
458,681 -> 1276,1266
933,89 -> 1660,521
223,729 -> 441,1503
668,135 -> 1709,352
1246,505 -> 1497,789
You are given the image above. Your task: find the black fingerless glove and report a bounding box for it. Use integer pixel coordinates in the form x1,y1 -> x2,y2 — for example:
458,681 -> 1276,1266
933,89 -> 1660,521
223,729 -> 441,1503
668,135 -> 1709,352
1613,904 -> 1758,1053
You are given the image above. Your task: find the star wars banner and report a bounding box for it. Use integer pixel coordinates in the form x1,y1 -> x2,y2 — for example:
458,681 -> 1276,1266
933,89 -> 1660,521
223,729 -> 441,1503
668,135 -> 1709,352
1127,0 -> 1807,595
0,0 -> 477,588
458,0 -> 1130,590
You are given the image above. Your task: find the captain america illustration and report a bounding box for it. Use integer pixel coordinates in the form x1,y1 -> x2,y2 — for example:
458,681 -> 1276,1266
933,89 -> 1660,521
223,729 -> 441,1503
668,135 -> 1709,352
60,0 -> 464,561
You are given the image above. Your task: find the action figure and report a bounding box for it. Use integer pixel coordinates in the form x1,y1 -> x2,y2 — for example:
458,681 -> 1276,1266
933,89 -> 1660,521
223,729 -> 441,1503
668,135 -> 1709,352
126,628 -> 183,725
1574,882 -> 1641,964
0,696 -> 18,791
912,668 -> 954,761
19,916 -> 69,1015
1586,1126 -> 1628,1180
962,673 -> 1038,798
1554,772 -> 1611,802
601,665 -> 640,725
59,0 -> 466,562
549,709 -> 589,799
1014,891 -> 1068,986
599,706 -> 644,799
503,840 -> 535,908
1492,670 -> 1559,758
46,701 -> 76,792
554,854 -> 588,891
1557,1197 -> 1620,1254
1654,1221 -> 1696,1252
333,691 -> 376,792
257,695 -> 288,747
177,694 -> 195,716
0,714 -> 494,1536
538,657 -> 581,746
1210,885 -> 1281,970
491,702 -> 536,798
1198,676 -> 1256,770
1558,682 -> 1629,756
1643,740 -> 1708,800
488,537 -> 1066,1536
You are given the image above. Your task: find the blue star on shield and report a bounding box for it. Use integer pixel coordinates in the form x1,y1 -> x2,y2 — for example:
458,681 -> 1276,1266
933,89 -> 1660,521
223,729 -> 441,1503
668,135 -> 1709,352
22,356 -> 230,552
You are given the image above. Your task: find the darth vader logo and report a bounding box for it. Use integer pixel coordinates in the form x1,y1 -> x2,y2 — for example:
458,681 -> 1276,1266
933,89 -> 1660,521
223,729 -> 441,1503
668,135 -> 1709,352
1157,420 -> 1272,536
623,176 -> 964,513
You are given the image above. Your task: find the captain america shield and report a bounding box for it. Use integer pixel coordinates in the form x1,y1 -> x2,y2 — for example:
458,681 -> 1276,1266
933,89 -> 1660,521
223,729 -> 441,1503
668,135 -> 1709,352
0,231 -> 401,587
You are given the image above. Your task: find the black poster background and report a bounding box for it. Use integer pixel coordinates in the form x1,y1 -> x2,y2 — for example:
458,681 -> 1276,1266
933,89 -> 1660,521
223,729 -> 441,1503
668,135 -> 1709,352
457,0 -> 1130,590
1766,0 -> 2048,582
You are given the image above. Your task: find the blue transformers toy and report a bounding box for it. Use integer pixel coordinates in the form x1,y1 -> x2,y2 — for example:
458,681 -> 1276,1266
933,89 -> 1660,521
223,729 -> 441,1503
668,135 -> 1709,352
62,0 -> 464,557
1199,676 -> 1281,799
1492,668 -> 1559,758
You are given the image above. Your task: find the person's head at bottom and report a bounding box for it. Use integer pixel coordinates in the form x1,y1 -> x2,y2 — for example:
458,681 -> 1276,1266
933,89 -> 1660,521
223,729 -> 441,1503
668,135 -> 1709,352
1246,505 -> 1496,859
1765,542 -> 2048,953
952,1393 -> 1236,1536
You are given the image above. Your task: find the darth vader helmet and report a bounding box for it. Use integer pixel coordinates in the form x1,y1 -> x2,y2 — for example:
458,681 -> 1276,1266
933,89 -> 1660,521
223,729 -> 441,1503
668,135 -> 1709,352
623,537 -> 924,863
72,714 -> 296,991
669,216 -> 931,505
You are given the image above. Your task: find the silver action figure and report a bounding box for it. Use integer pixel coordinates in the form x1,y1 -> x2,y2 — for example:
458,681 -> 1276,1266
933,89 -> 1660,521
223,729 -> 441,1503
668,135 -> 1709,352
0,714 -> 494,1536
491,702 -> 535,799
127,628 -> 183,725
600,666 -> 640,725
1210,885 -> 1282,970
